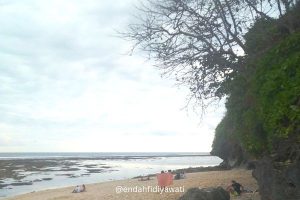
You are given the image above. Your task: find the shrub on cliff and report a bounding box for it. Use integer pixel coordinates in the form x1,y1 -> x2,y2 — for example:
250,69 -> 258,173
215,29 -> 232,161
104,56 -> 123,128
212,4 -> 300,157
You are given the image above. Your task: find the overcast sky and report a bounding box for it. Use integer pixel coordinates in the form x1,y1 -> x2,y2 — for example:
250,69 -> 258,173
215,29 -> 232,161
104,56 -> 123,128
0,0 -> 225,152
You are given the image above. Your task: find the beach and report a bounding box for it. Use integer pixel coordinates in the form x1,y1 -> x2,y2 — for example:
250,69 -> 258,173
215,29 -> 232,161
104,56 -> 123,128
0,153 -> 222,198
6,169 -> 260,200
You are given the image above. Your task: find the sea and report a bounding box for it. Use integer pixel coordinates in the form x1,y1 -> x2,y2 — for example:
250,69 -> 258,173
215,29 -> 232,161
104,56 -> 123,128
0,152 -> 222,198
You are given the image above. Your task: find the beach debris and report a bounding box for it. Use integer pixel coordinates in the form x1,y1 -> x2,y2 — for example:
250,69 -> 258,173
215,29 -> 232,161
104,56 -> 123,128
179,187 -> 230,200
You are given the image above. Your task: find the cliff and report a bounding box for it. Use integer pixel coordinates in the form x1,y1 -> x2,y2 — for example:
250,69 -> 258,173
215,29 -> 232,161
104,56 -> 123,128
211,6 -> 300,199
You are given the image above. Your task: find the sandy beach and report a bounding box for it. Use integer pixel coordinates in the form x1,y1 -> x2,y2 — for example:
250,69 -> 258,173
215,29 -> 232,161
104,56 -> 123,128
6,169 -> 260,200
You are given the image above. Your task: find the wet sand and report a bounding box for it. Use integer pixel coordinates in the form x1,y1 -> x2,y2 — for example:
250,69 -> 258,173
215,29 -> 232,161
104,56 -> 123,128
6,169 -> 260,200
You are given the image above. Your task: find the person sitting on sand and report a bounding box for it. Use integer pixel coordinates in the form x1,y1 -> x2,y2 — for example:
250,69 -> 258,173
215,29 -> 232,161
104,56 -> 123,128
180,172 -> 186,179
227,180 -> 244,196
72,185 -> 81,193
174,171 -> 185,180
72,184 -> 86,193
174,172 -> 180,180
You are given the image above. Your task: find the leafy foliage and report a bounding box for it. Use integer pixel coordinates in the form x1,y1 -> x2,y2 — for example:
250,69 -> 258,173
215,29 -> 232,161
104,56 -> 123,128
254,33 -> 300,143
212,16 -> 300,156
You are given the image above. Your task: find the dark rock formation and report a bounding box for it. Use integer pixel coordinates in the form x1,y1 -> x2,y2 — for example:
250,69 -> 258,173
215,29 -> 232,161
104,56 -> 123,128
253,136 -> 300,200
253,157 -> 300,200
179,187 -> 230,200
211,139 -> 248,168
10,181 -> 33,186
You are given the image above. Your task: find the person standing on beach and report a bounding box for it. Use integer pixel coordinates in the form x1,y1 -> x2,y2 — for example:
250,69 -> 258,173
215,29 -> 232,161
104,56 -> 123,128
167,170 -> 173,185
157,170 -> 174,191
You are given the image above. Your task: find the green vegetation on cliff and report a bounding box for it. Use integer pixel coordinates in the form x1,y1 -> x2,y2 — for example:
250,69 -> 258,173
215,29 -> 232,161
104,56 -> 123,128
211,4 -> 300,199
212,9 -> 300,157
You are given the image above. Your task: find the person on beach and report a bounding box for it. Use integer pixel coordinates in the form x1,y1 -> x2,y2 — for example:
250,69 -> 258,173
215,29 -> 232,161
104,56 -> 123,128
157,171 -> 165,190
167,170 -> 173,185
72,184 -> 86,193
174,171 -> 185,180
227,180 -> 244,196
157,170 -> 174,191
72,185 -> 81,193
180,171 -> 186,179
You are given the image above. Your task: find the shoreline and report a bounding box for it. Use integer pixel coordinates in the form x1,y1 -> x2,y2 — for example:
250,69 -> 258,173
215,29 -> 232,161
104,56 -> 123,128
0,156 -> 223,199
1,165 -> 226,199
132,165 -> 228,179
5,169 -> 259,200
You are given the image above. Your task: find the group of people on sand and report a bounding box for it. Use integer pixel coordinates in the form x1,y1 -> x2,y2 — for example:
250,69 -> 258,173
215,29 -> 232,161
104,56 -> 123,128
71,171 -> 248,197
157,170 -> 174,189
158,170 -> 186,180
156,169 -> 247,196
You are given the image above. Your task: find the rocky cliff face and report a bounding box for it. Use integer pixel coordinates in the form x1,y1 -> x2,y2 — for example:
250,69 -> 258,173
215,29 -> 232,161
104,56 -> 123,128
211,138 -> 248,169
253,157 -> 300,200
212,133 -> 300,200
253,135 -> 300,200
